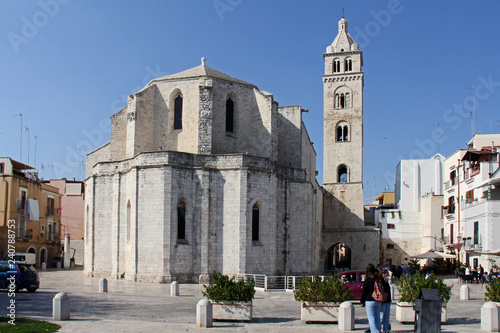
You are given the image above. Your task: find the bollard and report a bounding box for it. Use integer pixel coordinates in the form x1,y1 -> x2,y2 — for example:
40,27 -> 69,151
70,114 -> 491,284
481,302 -> 500,332
460,285 -> 470,300
56,262 -> 61,269
41,262 -> 47,270
196,299 -> 213,328
390,284 -> 396,301
171,281 -> 179,296
99,278 -> 108,293
338,301 -> 355,331
53,292 -> 70,320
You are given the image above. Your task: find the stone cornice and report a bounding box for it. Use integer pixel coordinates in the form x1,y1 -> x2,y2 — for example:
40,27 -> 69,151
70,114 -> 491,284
323,50 -> 362,58
322,74 -> 363,83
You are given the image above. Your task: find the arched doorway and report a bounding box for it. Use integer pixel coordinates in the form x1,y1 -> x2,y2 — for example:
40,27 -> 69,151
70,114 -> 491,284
325,243 -> 352,271
40,248 -> 47,267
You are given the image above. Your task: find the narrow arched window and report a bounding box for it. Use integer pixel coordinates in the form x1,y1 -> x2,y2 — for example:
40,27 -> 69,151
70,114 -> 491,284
177,200 -> 186,240
335,93 -> 339,108
174,95 -> 183,130
343,126 -> 348,141
345,93 -> 350,108
252,203 -> 259,241
338,166 -> 348,183
337,126 -> 343,141
226,97 -> 234,132
333,60 -> 340,73
340,94 -> 345,108
345,59 -> 352,71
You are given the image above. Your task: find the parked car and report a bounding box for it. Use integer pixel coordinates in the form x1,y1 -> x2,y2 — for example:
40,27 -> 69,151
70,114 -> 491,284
337,270 -> 366,300
51,256 -> 63,267
1,253 -> 36,265
0,261 -> 40,292
51,249 -> 76,268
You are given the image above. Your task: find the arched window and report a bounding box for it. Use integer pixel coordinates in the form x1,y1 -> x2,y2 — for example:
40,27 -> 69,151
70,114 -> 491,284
177,200 -> 186,240
174,95 -> 183,130
333,60 -> 340,73
345,59 -> 352,72
252,203 -> 259,241
339,93 -> 345,108
226,97 -> 234,132
338,165 -> 348,183
336,123 -> 349,142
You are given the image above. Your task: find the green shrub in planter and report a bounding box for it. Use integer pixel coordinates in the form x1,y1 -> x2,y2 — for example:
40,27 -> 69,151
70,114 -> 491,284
202,272 -> 255,304
485,278 -> 500,302
395,273 -> 451,303
294,275 -> 351,307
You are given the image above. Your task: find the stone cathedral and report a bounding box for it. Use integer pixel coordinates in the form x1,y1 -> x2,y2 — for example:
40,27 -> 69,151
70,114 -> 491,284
84,17 -> 379,283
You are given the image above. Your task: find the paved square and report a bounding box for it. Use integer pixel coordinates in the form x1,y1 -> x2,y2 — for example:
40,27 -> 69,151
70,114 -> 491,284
0,268 -> 485,332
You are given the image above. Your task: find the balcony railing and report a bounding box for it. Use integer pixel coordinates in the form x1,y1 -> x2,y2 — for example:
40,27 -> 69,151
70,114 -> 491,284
46,207 -> 56,216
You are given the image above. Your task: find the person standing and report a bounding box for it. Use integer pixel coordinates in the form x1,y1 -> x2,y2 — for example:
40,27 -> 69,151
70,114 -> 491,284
361,263 -> 383,333
380,269 -> 392,333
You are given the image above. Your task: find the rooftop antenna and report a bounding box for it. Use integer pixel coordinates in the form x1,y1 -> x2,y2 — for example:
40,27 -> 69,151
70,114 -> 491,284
31,135 -> 38,171
468,87 -> 475,137
433,123 -> 441,153
24,126 -> 30,166
13,113 -> 22,162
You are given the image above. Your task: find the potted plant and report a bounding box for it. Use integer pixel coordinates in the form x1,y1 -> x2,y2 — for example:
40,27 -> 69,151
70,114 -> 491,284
294,275 -> 352,323
485,277 -> 500,306
202,271 -> 255,321
395,273 -> 452,323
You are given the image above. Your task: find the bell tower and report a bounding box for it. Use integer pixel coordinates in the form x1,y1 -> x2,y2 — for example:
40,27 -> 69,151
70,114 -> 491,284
323,17 -> 364,225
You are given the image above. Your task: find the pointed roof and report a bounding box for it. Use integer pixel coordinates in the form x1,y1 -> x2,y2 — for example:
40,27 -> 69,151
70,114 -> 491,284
326,17 -> 360,53
148,57 -> 257,88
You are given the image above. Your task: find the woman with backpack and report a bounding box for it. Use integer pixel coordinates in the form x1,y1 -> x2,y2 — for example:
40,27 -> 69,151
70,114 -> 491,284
361,263 -> 385,333
380,269 -> 392,333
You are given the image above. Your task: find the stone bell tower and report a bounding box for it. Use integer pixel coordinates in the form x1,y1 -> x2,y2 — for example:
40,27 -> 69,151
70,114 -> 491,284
323,17 -> 365,227
321,17 -> 378,272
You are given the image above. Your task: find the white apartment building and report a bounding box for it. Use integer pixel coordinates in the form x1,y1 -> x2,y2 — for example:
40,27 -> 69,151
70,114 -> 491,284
459,134 -> 500,270
376,153 -> 445,265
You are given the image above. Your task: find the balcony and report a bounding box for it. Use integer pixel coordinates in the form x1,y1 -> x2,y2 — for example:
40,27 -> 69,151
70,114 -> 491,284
16,199 -> 25,212
46,207 -> 56,216
47,234 -> 61,243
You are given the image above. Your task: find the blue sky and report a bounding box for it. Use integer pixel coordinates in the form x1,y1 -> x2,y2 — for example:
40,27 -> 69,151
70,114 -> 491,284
1,1 -> 500,202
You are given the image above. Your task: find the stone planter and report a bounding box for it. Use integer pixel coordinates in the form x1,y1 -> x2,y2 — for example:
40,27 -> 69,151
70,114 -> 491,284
396,302 -> 415,323
396,302 -> 447,323
301,302 -> 340,323
212,301 -> 252,321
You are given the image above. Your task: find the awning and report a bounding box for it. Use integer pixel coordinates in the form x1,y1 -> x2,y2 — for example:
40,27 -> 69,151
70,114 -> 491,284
462,150 -> 496,162
411,251 -> 456,259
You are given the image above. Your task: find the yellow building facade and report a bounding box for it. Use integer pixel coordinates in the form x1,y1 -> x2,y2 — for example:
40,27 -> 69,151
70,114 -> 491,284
0,158 -> 61,266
